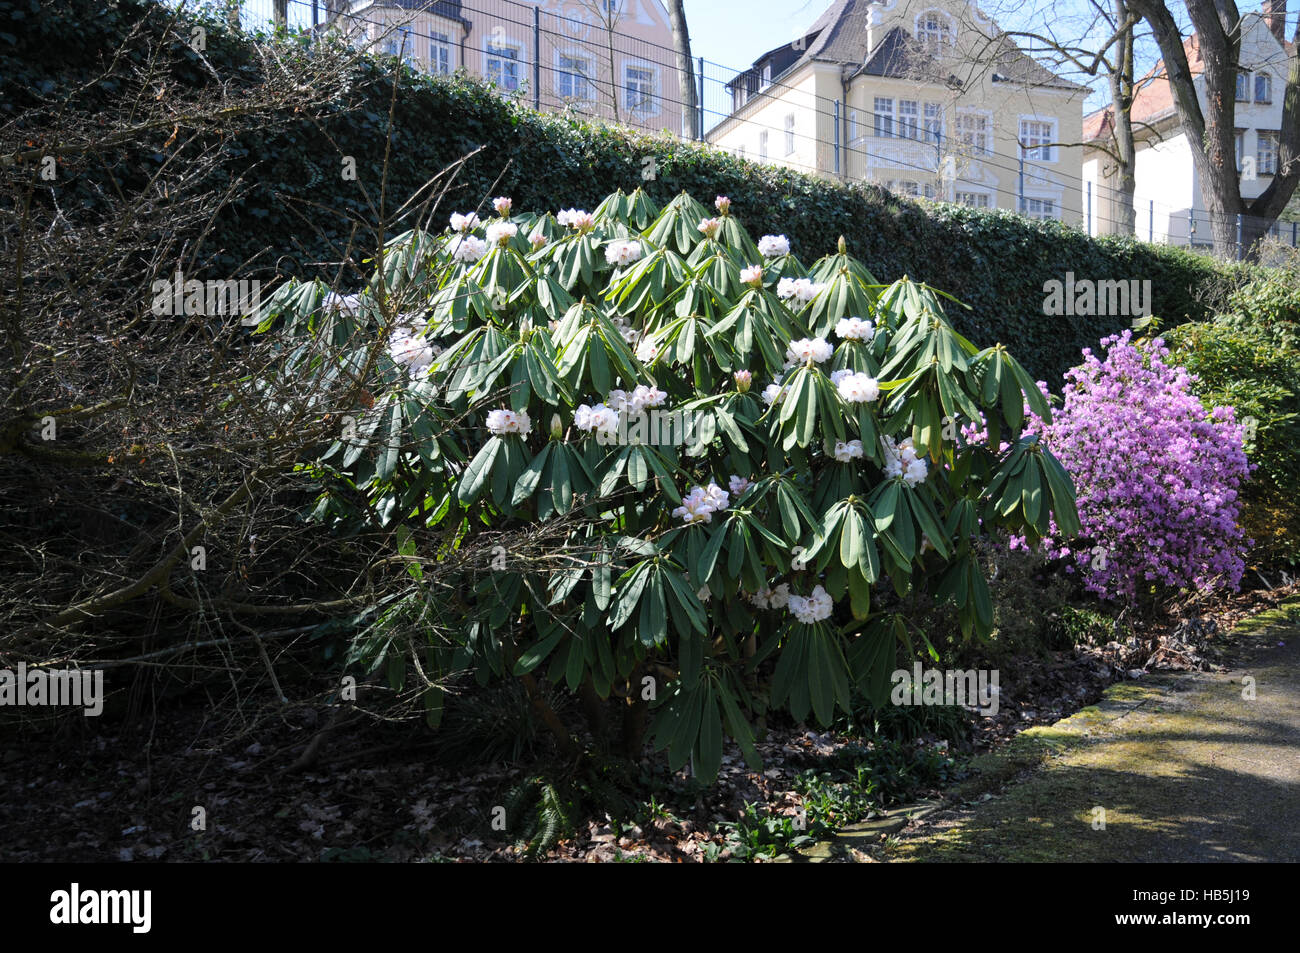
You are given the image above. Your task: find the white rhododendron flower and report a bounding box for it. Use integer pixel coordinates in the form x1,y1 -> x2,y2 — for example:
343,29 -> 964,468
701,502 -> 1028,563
733,369 -> 753,392
389,326 -> 434,377
605,240 -> 644,267
449,211 -> 480,233
672,481 -> 730,524
628,384 -> 667,414
758,234 -> 791,257
728,474 -> 752,497
835,317 -> 875,341
697,585 -> 711,603
766,583 -> 791,610
715,195 -> 731,214
322,292 -> 362,316
486,408 -> 531,436
834,439 -> 864,462
836,372 -> 880,403
635,337 -> 660,363
557,208 -> 595,230
740,265 -> 763,287
485,221 -> 518,246
450,235 -> 487,263
492,196 -> 512,216
529,228 -> 548,250
761,383 -> 785,406
788,585 -> 834,624
882,435 -> 929,486
785,337 -> 834,365
776,277 -> 822,303
697,217 -> 723,240
574,402 -> 619,436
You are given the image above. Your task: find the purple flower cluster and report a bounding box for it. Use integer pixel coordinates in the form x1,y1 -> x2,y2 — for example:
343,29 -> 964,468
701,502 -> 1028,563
1029,332 -> 1252,601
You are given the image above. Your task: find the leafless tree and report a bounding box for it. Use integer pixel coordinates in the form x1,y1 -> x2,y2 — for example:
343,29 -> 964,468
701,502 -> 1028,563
1128,0 -> 1300,257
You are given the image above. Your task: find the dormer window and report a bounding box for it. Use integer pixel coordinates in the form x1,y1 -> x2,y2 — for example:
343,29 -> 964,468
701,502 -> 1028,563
760,63 -> 772,90
916,10 -> 953,51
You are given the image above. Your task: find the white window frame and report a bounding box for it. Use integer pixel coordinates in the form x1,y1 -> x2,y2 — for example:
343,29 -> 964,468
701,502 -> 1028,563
485,38 -> 523,92
923,102 -> 943,144
430,31 -> 454,75
784,113 -> 796,155
888,179 -> 921,197
848,109 -> 858,142
956,109 -> 992,155
1235,128 -> 1246,170
758,130 -> 769,159
1255,72 -> 1272,104
914,9 -> 955,50
874,97 -> 895,137
624,61 -> 659,116
555,50 -> 596,101
1258,129 -> 1279,175
760,63 -> 772,90
1019,116 -> 1058,162
1236,71 -> 1251,101
899,99 -> 921,140
1019,195 -> 1057,221
955,189 -> 992,208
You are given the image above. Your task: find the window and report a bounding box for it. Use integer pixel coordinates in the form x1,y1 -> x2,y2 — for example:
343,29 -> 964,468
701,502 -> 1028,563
487,43 -> 520,91
625,65 -> 656,114
956,112 -> 991,154
758,130 -> 768,159
1019,196 -> 1056,220
557,54 -> 592,100
956,191 -> 991,208
381,26 -> 415,65
916,10 -> 952,51
848,110 -> 858,142
899,100 -> 920,139
1256,73 -> 1272,103
1236,71 -> 1250,101
923,102 -> 943,143
784,114 -> 796,154
873,97 -> 894,137
1020,119 -> 1056,161
732,87 -> 745,111
889,180 -> 921,197
601,0 -> 619,12
1258,130 -> 1279,175
760,63 -> 772,90
1235,128 -> 1246,170
430,32 -> 453,75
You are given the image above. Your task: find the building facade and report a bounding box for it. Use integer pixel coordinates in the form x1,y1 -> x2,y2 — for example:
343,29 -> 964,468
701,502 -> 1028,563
1082,8 -> 1293,247
338,0 -> 682,135
706,0 -> 1087,224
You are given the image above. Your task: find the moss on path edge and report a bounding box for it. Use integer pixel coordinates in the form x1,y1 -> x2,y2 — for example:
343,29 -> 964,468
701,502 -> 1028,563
806,596 -> 1300,863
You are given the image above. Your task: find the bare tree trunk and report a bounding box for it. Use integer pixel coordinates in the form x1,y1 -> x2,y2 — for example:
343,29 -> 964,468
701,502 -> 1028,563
665,0 -> 698,139
1109,1 -> 1138,235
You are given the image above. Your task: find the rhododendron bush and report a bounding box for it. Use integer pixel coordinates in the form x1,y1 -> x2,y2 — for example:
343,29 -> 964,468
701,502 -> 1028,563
1003,332 -> 1252,602
254,189 -> 1079,781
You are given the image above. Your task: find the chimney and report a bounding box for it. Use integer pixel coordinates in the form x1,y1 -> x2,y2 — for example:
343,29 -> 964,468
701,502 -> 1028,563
1262,0 -> 1288,44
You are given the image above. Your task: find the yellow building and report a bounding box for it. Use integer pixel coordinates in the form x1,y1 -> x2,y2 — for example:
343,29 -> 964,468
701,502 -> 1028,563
707,0 -> 1087,223
339,0 -> 683,135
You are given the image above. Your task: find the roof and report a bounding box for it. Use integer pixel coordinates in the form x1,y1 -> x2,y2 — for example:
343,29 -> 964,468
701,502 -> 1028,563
1084,21 -> 1296,146
725,0 -> 1083,94
354,1 -> 471,27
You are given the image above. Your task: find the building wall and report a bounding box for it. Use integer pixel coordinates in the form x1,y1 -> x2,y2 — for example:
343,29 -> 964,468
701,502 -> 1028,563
344,0 -> 682,135
708,0 -> 1085,224
1083,13 -> 1288,245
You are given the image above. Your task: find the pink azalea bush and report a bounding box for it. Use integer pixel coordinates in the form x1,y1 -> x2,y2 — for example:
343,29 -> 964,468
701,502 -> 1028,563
994,332 -> 1252,601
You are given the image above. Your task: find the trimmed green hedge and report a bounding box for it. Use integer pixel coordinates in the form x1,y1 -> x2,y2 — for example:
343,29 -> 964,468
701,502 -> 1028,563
3,0 -> 1235,382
